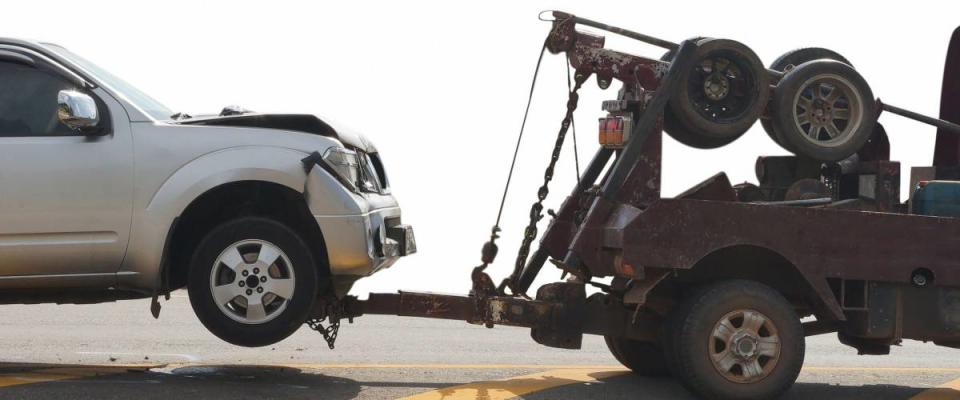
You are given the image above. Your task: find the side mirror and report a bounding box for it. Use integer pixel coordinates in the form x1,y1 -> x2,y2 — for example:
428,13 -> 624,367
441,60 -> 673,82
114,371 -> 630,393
57,90 -> 100,132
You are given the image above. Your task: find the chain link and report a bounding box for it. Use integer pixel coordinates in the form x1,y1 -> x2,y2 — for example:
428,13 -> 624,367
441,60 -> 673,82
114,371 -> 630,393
306,317 -> 340,350
506,71 -> 589,294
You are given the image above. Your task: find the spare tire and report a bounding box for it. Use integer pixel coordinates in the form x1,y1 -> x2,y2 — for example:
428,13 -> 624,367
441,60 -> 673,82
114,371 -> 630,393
663,108 -> 736,149
762,48 -> 853,149
770,60 -> 876,162
666,38 -> 769,146
660,38 -> 735,149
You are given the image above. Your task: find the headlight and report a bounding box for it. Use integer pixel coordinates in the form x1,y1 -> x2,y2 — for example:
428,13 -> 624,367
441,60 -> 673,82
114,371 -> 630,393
320,146 -> 385,194
357,152 -> 381,193
321,146 -> 360,191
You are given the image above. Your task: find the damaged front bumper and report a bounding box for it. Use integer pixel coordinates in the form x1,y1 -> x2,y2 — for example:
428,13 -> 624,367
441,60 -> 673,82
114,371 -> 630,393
303,155 -> 415,295
313,207 -> 416,277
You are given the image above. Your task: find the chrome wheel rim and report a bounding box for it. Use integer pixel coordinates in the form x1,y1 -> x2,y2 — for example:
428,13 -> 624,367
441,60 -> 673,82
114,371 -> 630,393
209,239 -> 295,324
792,73 -> 864,147
709,309 -> 781,384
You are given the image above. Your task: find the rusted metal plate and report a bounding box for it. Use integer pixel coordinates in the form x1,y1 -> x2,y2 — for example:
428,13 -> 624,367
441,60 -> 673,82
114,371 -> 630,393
360,292 -> 476,321
547,17 -> 666,90
675,172 -> 737,202
620,198 -> 960,290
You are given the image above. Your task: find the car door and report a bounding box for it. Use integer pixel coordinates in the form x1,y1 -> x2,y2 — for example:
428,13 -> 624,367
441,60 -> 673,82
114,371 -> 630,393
0,54 -> 133,286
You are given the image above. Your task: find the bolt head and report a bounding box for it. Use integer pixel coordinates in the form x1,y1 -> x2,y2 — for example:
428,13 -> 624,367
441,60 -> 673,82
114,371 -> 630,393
246,289 -> 253,296
253,268 -> 260,274
257,287 -> 264,293
260,276 -> 267,283
242,270 -> 249,276
913,274 -> 928,286
239,281 -> 245,287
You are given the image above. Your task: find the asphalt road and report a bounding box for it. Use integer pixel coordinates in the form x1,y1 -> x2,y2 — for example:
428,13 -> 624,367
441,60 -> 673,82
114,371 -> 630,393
0,292 -> 958,399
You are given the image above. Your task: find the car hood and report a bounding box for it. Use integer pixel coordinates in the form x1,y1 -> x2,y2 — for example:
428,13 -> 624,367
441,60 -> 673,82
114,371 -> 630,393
174,113 -> 376,152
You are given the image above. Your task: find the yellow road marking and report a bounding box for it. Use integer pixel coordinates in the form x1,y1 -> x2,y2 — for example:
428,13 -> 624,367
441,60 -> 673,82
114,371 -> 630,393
0,365 -> 154,388
910,377 -> 960,400
804,367 -> 960,373
398,368 -> 629,400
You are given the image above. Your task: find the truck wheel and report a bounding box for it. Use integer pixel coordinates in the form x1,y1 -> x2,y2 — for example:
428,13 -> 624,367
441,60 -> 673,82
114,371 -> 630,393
668,38 -> 770,145
604,277 -> 671,376
604,336 -> 670,376
770,60 -> 876,161
188,216 -> 318,347
762,48 -> 853,149
671,280 -> 804,400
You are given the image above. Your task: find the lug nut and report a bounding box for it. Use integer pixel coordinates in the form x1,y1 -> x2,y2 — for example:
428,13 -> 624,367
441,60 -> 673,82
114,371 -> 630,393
257,287 -> 264,293
246,289 -> 253,296
239,281 -> 245,287
253,268 -> 260,274
260,276 -> 267,283
242,270 -> 249,276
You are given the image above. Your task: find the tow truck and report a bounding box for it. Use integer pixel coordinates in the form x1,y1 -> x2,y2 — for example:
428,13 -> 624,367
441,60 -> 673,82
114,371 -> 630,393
310,12 -> 960,399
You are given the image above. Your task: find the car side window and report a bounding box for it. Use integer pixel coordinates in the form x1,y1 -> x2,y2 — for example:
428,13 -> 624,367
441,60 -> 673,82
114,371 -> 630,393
0,61 -> 81,137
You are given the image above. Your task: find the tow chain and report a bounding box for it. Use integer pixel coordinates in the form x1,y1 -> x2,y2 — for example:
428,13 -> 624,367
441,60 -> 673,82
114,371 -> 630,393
501,71 -> 588,295
305,297 -> 349,349
471,18 -> 586,323
305,317 -> 340,349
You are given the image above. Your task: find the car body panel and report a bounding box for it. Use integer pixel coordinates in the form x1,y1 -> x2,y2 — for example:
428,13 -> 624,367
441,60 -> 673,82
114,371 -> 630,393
0,86 -> 133,287
0,37 -> 411,300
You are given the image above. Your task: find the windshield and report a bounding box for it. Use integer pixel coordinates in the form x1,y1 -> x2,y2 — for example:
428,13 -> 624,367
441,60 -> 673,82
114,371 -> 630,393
41,44 -> 173,120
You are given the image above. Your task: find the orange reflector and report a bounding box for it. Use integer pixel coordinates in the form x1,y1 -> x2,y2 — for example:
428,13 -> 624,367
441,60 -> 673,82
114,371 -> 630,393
598,116 -> 632,148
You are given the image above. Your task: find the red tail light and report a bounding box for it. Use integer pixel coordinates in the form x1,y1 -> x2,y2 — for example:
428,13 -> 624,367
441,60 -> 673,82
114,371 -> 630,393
598,115 -> 632,148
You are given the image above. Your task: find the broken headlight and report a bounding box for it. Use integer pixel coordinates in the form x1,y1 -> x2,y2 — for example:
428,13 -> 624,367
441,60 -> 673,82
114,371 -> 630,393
357,152 -> 384,193
321,146 -> 360,191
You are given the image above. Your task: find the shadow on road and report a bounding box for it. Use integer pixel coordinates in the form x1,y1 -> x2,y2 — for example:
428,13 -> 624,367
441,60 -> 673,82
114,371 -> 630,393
0,362 -> 936,399
523,373 -> 927,400
0,363 -> 368,400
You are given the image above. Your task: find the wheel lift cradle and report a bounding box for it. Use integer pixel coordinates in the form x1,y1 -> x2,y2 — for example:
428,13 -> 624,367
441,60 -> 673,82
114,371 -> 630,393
334,14 -> 960,355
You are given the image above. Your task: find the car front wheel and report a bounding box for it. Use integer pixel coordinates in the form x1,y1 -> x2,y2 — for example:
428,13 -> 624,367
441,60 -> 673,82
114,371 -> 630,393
188,216 -> 319,347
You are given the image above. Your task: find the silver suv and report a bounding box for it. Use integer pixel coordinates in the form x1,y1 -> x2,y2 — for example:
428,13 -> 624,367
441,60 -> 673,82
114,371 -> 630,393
0,38 -> 415,347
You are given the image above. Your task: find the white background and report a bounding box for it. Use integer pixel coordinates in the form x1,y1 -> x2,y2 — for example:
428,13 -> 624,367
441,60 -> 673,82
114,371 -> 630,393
3,1 -> 957,294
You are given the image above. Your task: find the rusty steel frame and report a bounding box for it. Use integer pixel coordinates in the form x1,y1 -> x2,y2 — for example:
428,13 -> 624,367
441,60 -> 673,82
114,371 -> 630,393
348,13 -> 960,351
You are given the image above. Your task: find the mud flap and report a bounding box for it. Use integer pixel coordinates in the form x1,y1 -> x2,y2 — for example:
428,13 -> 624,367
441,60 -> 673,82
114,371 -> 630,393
531,282 -> 585,349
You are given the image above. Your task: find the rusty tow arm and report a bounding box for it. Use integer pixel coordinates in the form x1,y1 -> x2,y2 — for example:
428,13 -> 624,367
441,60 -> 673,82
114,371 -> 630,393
306,11 -> 690,350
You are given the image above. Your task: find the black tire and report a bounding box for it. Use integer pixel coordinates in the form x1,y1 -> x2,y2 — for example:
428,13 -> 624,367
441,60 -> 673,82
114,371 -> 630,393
660,38 -> 736,149
667,38 -> 770,144
770,48 -> 852,74
663,107 -> 737,149
604,335 -> 670,376
771,60 -> 876,162
188,216 -> 319,347
762,48 -> 853,149
671,280 -> 804,400
660,36 -> 736,149
604,278 -> 671,376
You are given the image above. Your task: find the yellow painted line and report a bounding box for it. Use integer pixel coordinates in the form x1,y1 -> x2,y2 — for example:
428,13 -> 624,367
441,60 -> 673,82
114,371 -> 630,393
398,368 -> 629,400
910,377 -> 960,400
0,365 -> 155,388
804,366 -> 960,373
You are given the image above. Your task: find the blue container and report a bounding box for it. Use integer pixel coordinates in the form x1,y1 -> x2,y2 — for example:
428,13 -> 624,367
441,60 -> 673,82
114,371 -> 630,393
912,180 -> 960,218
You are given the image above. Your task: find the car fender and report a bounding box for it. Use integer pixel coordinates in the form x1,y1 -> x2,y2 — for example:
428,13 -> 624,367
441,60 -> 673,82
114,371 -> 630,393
121,146 -> 319,292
